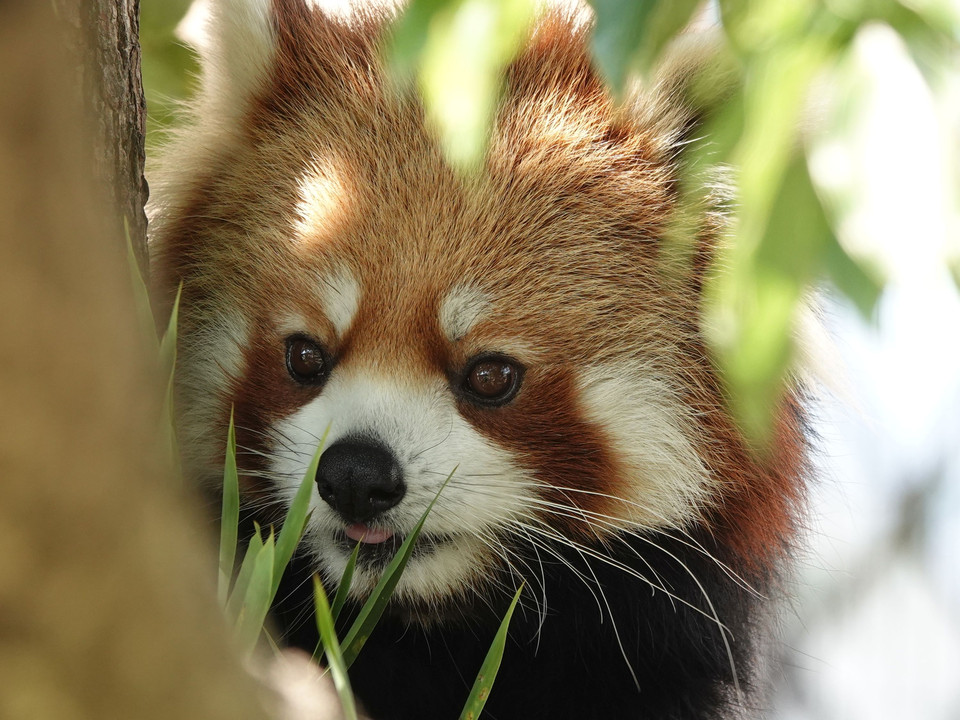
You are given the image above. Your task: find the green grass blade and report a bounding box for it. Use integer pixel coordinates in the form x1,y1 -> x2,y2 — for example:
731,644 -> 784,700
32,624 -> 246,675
125,219 -> 159,352
272,424 -> 331,600
234,531 -> 276,658
313,541 -> 362,662
226,524 -> 264,622
218,409 -> 240,607
159,283 -> 182,477
313,576 -> 359,720
159,281 -> 181,383
340,469 -> 454,668
458,583 -> 524,720
330,541 -> 361,625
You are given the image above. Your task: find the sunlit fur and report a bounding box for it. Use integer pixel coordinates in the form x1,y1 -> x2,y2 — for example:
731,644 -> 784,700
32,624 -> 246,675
149,1 -> 808,718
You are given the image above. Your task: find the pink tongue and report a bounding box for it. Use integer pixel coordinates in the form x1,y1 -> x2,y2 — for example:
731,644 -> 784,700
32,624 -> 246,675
344,523 -> 395,544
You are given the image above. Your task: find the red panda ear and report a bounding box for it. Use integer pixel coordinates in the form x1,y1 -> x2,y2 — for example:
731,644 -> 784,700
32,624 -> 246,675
265,0 -> 387,109
181,0 -> 280,130
504,11 -> 606,116
180,0 -> 391,138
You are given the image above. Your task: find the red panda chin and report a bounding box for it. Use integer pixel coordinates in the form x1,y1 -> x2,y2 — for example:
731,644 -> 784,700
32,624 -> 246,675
149,1 -> 808,718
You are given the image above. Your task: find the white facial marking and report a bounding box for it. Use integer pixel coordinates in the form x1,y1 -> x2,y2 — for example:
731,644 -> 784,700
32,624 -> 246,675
438,285 -> 491,342
293,158 -> 348,242
175,308 -> 250,486
267,370 -> 532,599
577,362 -> 714,530
317,266 -> 361,339
276,313 -> 310,338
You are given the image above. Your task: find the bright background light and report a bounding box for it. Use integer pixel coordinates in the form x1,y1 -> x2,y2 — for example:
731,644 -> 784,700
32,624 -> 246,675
774,17 -> 960,719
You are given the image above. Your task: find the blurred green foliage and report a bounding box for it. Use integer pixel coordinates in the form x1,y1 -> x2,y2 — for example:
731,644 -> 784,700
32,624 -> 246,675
140,0 -> 960,446
140,0 -> 196,147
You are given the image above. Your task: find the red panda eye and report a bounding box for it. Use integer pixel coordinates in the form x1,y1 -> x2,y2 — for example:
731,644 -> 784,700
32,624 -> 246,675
285,336 -> 329,385
463,356 -> 522,406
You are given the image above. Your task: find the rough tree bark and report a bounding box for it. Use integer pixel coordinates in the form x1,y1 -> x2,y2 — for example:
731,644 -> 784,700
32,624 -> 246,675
0,2 -> 270,718
53,0 -> 150,271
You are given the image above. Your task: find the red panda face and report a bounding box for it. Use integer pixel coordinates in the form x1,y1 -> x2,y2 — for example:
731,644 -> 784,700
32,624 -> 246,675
206,201 -> 717,601
150,0 -> 805,610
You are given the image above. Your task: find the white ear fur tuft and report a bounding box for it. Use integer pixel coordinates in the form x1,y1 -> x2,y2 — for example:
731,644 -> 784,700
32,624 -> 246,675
179,0 -> 278,128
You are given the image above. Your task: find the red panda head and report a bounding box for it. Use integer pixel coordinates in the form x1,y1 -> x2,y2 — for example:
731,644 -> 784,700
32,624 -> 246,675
150,0 -> 806,609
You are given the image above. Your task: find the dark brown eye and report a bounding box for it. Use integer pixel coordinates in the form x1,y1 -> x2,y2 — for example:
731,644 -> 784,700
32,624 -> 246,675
462,355 -> 522,406
285,336 -> 329,385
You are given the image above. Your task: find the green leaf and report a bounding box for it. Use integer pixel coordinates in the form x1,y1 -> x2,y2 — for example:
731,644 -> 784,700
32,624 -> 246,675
458,583 -> 524,720
234,531 -> 276,658
710,154 -> 834,446
340,470 -> 455,668
590,0 -> 701,89
385,0 -> 453,81
313,541 -> 361,662
823,234 -> 883,321
159,282 -> 181,384
226,525 -> 265,623
159,283 -> 182,477
331,541 -> 361,625
271,425 -> 331,601
415,0 -> 537,170
590,0 -> 655,91
125,219 -> 159,352
313,577 -> 360,720
218,409 -> 240,607
140,0 -> 199,148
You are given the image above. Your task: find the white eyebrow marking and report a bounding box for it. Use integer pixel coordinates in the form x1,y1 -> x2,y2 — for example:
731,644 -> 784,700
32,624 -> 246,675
438,285 -> 491,342
318,265 -> 361,338
292,158 -> 347,242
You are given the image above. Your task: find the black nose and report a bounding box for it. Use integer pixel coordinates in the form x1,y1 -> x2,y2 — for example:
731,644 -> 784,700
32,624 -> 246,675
315,439 -> 405,523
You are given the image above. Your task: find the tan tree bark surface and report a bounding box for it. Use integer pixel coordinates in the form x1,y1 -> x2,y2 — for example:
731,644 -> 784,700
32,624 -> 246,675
0,2 -> 271,718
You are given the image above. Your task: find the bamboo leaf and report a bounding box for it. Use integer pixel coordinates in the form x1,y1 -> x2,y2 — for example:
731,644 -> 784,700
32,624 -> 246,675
313,577 -> 360,720
340,470 -> 454,668
711,154 -> 834,446
159,282 -> 181,383
590,0 -> 656,91
590,0 -> 701,89
272,425 -> 330,600
458,583 -> 524,720
218,409 -> 240,606
331,541 -> 361,625
125,219 -> 159,352
416,0 -> 536,170
159,283 -> 182,476
234,531 -> 275,658
226,525 -> 264,623
823,235 -> 883,321
386,0 -> 452,81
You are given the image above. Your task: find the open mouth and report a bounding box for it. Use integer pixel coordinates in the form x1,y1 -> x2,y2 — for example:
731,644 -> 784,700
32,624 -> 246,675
333,523 -> 454,566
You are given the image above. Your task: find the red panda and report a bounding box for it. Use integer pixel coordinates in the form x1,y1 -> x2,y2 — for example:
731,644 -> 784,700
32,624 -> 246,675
149,1 -> 808,718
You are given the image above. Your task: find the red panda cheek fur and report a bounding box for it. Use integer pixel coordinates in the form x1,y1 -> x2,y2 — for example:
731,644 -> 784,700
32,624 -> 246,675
456,366 -> 624,541
148,2 -> 810,719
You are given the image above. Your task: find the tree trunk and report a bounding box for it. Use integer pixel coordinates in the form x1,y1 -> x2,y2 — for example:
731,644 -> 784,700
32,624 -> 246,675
53,0 -> 150,273
0,2 -> 270,718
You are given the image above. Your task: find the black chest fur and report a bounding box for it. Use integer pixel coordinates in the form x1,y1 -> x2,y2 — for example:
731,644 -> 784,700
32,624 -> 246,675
273,527 -> 767,720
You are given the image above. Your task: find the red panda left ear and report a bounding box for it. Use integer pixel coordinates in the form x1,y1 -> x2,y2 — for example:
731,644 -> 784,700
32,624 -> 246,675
180,0 -> 280,133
